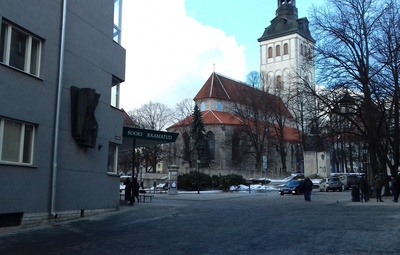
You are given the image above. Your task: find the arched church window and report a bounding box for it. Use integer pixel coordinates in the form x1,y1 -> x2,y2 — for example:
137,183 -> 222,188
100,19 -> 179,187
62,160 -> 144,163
207,132 -> 215,161
268,47 -> 273,58
232,132 -> 242,162
276,75 -> 283,90
200,102 -> 206,111
284,43 -> 288,55
216,101 -> 223,111
276,45 -> 281,56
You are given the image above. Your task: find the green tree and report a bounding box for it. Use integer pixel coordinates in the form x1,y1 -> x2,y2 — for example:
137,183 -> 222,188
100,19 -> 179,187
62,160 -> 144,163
190,105 -> 210,167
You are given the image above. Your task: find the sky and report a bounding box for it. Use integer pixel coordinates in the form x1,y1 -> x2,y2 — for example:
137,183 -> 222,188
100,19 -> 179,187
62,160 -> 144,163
120,0 -> 322,112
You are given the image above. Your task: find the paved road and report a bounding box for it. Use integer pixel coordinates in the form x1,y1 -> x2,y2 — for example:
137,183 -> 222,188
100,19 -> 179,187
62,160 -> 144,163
1,190 -> 399,255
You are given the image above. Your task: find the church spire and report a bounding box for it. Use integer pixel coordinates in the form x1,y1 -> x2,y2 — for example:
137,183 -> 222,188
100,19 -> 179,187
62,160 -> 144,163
276,0 -> 298,20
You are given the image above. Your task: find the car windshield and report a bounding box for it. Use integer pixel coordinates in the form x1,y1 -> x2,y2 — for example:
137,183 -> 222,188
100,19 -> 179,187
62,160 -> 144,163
286,180 -> 300,186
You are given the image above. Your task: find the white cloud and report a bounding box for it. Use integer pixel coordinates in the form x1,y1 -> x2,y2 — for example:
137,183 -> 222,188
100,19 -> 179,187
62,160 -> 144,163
120,0 -> 246,111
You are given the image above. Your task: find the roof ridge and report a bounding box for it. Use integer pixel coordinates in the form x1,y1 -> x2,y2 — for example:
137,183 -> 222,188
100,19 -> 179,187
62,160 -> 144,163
209,110 -> 223,124
209,73 -> 214,97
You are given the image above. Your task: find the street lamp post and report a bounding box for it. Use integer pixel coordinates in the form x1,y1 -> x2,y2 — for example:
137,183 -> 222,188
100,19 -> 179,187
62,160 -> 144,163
197,159 -> 200,194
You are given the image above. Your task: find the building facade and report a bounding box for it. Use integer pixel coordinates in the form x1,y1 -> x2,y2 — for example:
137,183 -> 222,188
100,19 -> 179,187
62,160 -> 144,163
0,0 -> 125,227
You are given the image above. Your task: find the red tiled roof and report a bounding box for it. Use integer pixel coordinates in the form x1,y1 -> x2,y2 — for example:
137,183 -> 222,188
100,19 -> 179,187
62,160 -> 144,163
194,72 -> 293,119
168,110 -> 243,129
167,110 -> 301,142
270,125 -> 302,142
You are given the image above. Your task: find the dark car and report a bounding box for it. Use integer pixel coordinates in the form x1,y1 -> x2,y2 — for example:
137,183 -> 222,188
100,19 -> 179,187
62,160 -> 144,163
279,180 -> 304,195
339,175 -> 361,190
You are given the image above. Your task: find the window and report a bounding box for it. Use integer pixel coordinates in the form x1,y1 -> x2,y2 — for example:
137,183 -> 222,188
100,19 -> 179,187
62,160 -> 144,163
276,75 -> 283,90
200,102 -> 206,111
107,143 -> 118,173
111,77 -> 121,108
0,21 -> 42,76
113,0 -> 122,44
268,47 -> 273,58
284,43 -> 288,55
207,132 -> 215,161
276,45 -> 281,56
216,101 -> 223,111
0,118 -> 35,165
232,133 -> 242,162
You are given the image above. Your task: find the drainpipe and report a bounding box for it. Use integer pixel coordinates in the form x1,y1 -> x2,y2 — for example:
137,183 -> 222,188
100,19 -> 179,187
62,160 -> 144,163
51,0 -> 67,217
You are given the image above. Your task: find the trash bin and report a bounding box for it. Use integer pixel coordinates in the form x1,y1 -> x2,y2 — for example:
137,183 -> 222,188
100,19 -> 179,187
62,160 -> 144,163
351,185 -> 360,202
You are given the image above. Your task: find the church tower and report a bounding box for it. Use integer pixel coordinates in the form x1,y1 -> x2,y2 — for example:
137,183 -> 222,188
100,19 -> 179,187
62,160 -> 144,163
258,0 -> 315,95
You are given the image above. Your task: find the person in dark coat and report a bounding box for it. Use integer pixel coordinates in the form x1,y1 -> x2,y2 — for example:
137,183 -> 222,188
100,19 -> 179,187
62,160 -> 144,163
303,178 -> 313,202
123,178 -> 132,203
359,175 -> 369,203
374,174 -> 384,202
391,176 -> 400,202
132,178 -> 140,203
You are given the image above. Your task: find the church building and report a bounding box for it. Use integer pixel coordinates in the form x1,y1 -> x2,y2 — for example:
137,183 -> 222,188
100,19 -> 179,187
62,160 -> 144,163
166,72 -> 301,178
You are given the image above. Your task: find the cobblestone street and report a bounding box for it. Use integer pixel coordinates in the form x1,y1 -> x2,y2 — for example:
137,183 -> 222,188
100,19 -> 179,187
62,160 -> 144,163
1,190 -> 399,255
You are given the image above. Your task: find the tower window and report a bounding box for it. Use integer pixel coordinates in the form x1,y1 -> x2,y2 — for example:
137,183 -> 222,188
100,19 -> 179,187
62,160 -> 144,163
268,47 -> 273,58
284,43 -> 289,55
276,45 -> 281,56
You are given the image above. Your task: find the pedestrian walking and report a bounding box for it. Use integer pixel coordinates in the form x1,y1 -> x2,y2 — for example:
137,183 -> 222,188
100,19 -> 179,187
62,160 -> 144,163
359,175 -> 369,203
303,177 -> 313,202
153,179 -> 157,193
132,178 -> 140,203
374,174 -> 384,202
123,178 -> 132,203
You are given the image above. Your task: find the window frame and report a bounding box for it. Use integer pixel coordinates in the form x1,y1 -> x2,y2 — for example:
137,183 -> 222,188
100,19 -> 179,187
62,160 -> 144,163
1,20 -> 42,77
207,132 -> 215,161
107,143 -> 118,173
0,118 -> 35,165
276,45 -> 281,56
216,101 -> 223,111
283,43 -> 289,55
268,47 -> 273,58
111,77 -> 121,108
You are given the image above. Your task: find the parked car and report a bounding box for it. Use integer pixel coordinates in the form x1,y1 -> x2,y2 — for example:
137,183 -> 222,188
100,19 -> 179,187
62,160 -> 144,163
279,180 -> 304,195
319,177 -> 343,192
339,174 -> 361,190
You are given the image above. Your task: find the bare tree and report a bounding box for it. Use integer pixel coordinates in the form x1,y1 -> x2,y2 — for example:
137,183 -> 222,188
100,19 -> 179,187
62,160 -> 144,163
166,98 -> 197,167
374,0 -> 400,178
128,102 -> 174,173
231,80 -> 298,174
173,98 -> 195,123
246,71 -> 261,88
260,71 -> 302,174
309,0 -> 393,180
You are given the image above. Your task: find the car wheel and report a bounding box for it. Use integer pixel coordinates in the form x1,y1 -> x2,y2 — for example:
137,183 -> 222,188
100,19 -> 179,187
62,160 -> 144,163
325,187 -> 328,192
339,187 -> 343,192
280,192 -> 284,196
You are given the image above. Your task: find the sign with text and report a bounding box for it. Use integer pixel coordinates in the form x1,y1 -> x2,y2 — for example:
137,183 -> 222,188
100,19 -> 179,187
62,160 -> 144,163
123,127 -> 179,143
